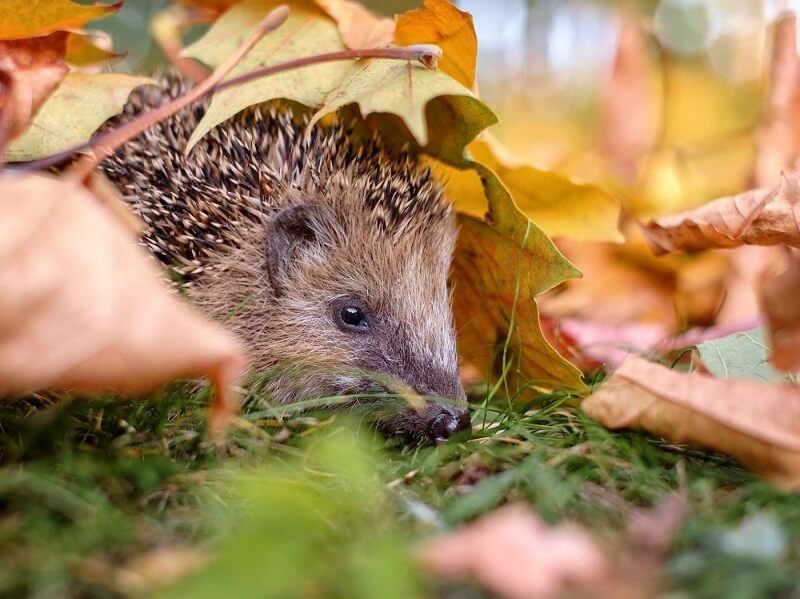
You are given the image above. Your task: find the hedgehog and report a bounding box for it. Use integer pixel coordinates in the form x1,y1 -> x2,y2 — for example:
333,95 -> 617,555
100,73 -> 469,442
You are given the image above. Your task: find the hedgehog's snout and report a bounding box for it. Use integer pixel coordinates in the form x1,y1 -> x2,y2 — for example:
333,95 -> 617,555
424,403 -> 471,442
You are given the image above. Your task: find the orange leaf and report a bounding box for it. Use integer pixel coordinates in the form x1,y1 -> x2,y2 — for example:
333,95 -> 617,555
394,0 -> 477,90
452,214 -> 585,393
641,174 -> 800,254
420,504 -> 609,599
65,30 -> 124,67
583,355 -> 800,489
0,32 -> 69,144
0,0 -> 122,40
315,0 -> 394,49
0,173 -> 246,435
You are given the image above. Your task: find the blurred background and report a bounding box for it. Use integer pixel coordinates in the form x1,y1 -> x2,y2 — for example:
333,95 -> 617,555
92,0 -> 798,214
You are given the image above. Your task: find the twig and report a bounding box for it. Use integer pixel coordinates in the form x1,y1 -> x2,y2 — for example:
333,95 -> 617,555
66,4 -> 291,182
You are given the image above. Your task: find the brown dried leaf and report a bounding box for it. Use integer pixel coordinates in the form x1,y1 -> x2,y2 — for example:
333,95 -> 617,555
761,253 -> 800,372
641,174 -> 800,254
394,0 -> 477,90
583,355 -> 800,489
0,32 -> 69,144
0,173 -> 246,434
420,504 -> 609,599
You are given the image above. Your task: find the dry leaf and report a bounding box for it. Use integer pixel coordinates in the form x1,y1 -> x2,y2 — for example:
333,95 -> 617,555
419,504 -> 610,599
641,173 -> 800,254
0,173 -> 246,434
583,355 -> 800,489
0,0 -> 122,40
315,0 -> 394,49
0,32 -> 69,143
394,0 -> 477,90
761,253 -> 800,372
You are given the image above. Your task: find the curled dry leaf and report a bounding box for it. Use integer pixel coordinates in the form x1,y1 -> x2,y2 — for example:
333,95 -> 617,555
394,0 -> 477,90
315,0 -> 394,50
583,355 -> 800,489
7,72 -> 154,161
0,173 -> 246,435
419,504 -> 610,599
0,32 -> 69,144
761,253 -> 800,372
641,174 -> 800,254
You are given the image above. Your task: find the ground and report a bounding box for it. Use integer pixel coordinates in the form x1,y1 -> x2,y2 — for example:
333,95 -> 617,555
1,375 -> 799,598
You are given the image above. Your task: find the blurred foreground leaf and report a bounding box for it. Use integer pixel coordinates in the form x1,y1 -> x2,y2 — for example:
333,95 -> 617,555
0,173 -> 245,434
420,503 -> 609,599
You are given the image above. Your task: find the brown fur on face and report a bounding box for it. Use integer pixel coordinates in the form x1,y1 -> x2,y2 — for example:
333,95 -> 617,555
191,171 -> 467,440
101,73 -> 469,442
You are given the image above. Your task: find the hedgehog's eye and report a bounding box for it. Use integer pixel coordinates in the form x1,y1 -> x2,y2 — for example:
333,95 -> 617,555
332,298 -> 371,332
341,306 -> 365,327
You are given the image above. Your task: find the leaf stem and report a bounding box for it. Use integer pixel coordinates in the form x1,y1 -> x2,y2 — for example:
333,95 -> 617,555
10,41 -> 441,174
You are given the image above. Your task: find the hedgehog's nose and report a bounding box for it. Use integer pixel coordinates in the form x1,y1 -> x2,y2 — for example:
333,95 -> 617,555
425,404 -> 471,442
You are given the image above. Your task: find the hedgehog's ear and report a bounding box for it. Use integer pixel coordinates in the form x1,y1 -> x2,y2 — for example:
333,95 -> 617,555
265,203 -> 336,296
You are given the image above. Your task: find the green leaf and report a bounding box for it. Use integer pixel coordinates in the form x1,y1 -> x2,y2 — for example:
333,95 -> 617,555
183,0 -> 353,153
698,327 -> 797,383
7,72 -> 153,161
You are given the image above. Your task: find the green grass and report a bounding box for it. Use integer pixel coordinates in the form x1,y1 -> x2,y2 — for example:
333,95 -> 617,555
1,377 -> 799,598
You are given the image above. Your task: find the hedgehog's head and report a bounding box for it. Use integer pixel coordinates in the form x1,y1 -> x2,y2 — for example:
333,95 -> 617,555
195,159 -> 469,443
